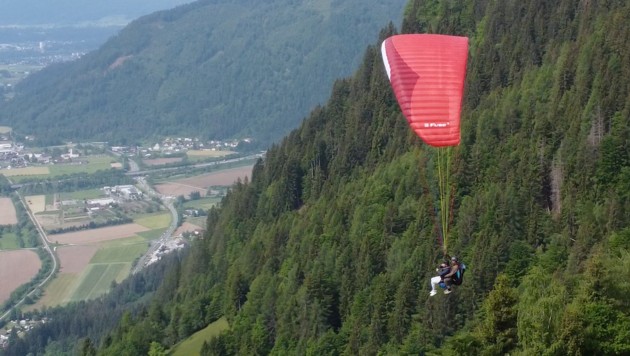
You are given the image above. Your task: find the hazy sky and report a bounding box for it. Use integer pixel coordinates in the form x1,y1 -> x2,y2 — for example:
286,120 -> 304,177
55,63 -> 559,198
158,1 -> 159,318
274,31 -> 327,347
0,0 -> 194,27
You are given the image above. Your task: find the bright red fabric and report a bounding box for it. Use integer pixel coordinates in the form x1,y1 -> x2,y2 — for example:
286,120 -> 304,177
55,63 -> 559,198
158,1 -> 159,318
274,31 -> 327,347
381,34 -> 468,147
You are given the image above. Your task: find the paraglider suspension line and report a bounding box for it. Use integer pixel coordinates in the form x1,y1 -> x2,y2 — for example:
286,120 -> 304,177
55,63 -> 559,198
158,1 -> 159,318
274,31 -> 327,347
436,147 -> 452,255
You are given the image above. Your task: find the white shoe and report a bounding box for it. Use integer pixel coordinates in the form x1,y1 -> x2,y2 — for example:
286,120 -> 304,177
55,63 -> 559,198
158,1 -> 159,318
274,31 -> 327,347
444,288 -> 452,295
429,290 -> 437,296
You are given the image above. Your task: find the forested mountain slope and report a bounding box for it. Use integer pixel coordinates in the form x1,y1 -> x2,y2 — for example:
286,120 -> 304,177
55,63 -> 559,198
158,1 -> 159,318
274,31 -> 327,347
4,0 -> 630,354
0,0 -> 406,146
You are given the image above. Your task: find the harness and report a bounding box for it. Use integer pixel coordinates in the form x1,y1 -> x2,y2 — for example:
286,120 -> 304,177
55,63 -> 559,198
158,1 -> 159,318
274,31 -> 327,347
453,262 -> 466,285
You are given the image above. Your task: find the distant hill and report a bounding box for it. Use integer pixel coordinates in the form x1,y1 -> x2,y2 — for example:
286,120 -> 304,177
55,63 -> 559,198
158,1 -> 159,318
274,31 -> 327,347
0,0 -> 406,146
0,0 -> 192,26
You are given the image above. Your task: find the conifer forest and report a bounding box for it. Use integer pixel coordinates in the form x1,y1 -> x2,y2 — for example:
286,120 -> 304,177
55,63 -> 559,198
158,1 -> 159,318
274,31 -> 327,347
3,0 -> 630,354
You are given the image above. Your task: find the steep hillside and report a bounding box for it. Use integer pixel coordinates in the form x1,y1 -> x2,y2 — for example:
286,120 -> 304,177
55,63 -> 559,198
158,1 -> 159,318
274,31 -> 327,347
0,0 -> 406,146
4,0 -> 630,355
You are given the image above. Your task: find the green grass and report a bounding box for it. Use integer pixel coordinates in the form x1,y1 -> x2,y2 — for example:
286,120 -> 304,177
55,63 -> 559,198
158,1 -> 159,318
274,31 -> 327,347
134,212 -> 172,229
101,235 -> 149,247
183,197 -> 221,210
48,155 -> 117,176
170,317 -> 230,356
137,228 -> 168,240
70,263 -> 126,301
90,243 -> 147,264
185,150 -> 235,163
35,210 -> 61,216
0,233 -> 20,249
24,273 -> 78,310
3,155 -> 118,181
60,189 -> 105,200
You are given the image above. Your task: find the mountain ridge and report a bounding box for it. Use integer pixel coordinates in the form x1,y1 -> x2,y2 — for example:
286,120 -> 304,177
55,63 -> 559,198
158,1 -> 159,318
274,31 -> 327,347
0,0 -> 407,147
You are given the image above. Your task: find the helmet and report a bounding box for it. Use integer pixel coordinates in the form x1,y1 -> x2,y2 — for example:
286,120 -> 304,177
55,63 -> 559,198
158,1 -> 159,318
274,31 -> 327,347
451,256 -> 458,262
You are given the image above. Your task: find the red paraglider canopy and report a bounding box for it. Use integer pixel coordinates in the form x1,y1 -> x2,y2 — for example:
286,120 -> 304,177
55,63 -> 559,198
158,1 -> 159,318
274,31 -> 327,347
381,34 -> 468,147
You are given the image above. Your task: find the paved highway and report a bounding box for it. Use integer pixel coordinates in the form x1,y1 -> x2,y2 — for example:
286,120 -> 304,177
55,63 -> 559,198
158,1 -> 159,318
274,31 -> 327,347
131,177 -> 179,274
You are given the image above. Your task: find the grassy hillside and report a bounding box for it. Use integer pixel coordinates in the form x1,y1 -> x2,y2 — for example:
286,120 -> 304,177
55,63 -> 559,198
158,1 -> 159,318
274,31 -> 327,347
170,317 -> 229,356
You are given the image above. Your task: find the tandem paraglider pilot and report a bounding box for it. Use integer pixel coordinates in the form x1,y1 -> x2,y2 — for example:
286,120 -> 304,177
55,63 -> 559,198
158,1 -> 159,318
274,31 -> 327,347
429,256 -> 466,296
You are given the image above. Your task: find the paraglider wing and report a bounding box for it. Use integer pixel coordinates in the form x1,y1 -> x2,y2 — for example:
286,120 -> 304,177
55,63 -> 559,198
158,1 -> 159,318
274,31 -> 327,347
381,34 -> 468,147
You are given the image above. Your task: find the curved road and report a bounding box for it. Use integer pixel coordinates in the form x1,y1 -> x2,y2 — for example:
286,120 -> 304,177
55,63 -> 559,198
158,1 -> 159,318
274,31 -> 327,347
131,177 -> 179,274
0,153 -> 263,320
0,193 -> 58,322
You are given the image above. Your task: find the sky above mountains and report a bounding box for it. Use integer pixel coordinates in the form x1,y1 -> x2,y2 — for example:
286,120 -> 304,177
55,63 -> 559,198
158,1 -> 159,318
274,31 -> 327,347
0,0 -> 194,27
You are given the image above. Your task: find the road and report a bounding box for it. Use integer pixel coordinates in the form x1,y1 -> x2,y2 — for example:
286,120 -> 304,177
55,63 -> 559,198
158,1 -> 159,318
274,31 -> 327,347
0,152 -> 264,317
131,177 -> 179,274
0,193 -> 58,322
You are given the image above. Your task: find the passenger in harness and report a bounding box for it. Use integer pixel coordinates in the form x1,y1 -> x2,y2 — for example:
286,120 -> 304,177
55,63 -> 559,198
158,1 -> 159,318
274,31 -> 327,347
429,262 -> 451,296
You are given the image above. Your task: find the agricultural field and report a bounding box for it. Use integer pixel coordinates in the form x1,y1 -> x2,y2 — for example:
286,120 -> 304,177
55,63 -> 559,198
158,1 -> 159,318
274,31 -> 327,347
28,211 -> 171,309
186,149 -> 235,161
69,263 -> 127,302
0,232 -> 21,250
17,164 -> 246,309
0,166 -> 50,178
143,157 -> 183,166
154,165 -> 252,197
183,196 -> 222,210
137,228 -> 169,240
0,250 -> 41,304
49,155 -> 118,176
27,189 -> 164,233
2,154 -> 119,182
28,236 -> 150,310
47,224 -> 150,245
25,195 -> 46,213
0,197 -> 18,225
134,211 -> 172,229
58,188 -> 106,200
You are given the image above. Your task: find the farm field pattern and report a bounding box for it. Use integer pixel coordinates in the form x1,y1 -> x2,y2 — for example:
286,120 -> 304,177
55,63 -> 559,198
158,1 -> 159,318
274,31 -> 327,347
26,212 -> 170,309
4,157 -> 252,310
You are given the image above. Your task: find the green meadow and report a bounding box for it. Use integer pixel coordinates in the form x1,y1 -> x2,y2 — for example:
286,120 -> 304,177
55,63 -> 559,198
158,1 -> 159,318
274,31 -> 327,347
137,228 -> 168,240
170,317 -> 229,356
90,243 -> 147,264
6,155 -> 120,182
70,263 -> 127,302
183,197 -> 222,210
49,155 -> 117,176
0,233 -> 20,250
60,189 -> 106,200
134,212 -> 172,229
